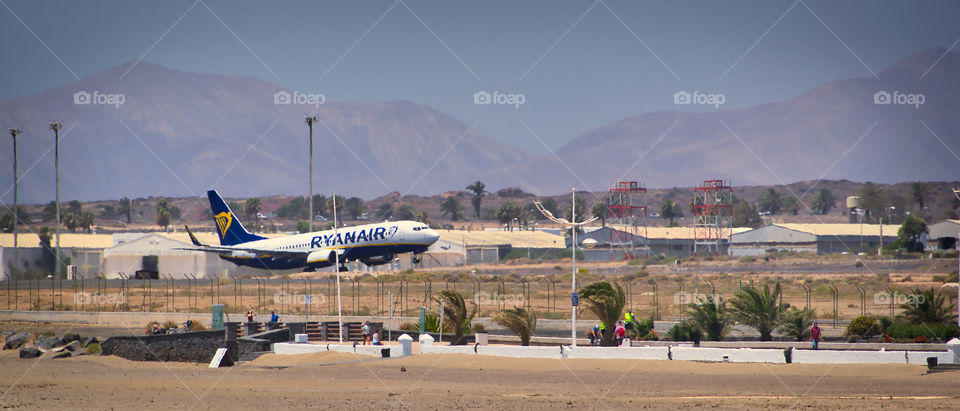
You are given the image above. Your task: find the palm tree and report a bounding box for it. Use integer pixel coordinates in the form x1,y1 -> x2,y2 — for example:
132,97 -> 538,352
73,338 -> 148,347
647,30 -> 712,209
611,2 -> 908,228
244,197 -> 261,225
155,199 -> 171,230
591,202 -> 609,227
728,283 -> 787,341
781,195 -> 800,215
758,188 -> 782,215
434,290 -> 477,345
659,199 -> 682,225
62,212 -> 79,232
495,202 -> 522,231
440,197 -> 462,221
686,295 -> 729,341
778,307 -> 815,341
414,210 -> 430,225
78,211 -> 95,233
494,307 -> 537,346
809,189 -> 836,215
345,197 -> 365,219
911,182 -> 928,214
465,181 -> 487,219
375,203 -> 393,220
579,282 -> 626,346
899,288 -> 957,325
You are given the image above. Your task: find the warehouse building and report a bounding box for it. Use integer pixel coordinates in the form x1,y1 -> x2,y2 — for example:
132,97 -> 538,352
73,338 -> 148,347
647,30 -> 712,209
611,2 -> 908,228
730,223 -> 900,256
928,220 -> 958,250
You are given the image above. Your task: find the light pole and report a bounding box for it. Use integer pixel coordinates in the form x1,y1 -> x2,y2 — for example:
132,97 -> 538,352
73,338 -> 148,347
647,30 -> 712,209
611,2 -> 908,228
533,188 -> 597,348
49,122 -> 62,278
305,115 -> 317,232
9,128 -> 22,276
953,188 -> 960,327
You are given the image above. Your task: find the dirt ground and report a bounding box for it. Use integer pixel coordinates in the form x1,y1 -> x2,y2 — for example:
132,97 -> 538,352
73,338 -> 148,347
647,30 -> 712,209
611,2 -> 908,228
0,350 -> 957,410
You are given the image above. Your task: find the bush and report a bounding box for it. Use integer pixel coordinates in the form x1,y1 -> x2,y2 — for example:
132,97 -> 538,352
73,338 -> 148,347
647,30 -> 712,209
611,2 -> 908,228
667,321 -> 702,344
472,322 -> 486,333
846,335 -> 860,343
885,322 -> 960,341
85,342 -> 102,354
629,317 -> 654,340
643,329 -> 659,341
854,261 -> 864,268
844,316 -> 881,339
398,322 -> 416,331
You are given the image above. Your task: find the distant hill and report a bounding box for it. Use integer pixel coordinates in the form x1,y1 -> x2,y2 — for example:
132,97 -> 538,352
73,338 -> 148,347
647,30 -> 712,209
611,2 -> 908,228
1,49 -> 958,204
0,62 -> 538,202
492,48 -> 960,194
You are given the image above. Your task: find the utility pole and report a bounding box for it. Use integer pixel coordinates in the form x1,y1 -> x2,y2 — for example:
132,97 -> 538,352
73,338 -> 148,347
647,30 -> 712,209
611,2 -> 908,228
953,188 -> 960,327
49,122 -> 62,279
9,128 -> 22,277
305,115 -> 317,232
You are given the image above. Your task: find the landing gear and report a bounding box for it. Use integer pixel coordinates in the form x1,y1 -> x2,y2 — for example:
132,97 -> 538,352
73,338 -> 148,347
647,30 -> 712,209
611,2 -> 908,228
412,255 -> 422,264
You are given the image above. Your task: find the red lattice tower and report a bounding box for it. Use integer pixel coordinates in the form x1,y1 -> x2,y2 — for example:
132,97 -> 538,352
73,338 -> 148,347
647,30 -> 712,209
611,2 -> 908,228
608,181 -> 648,260
693,179 -> 733,256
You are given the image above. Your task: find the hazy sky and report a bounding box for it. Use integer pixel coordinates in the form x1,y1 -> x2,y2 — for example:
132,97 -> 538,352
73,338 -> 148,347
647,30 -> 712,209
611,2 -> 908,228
1,0 -> 958,154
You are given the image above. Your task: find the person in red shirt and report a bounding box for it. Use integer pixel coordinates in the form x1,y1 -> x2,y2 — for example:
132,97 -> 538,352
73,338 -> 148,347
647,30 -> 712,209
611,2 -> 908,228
810,321 -> 821,350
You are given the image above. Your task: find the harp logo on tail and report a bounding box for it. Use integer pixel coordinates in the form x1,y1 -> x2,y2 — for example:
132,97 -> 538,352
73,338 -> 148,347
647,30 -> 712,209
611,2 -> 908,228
215,212 -> 232,237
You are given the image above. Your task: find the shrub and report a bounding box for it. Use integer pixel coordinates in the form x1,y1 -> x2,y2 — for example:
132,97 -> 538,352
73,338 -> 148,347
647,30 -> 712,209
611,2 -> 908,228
189,321 -> 207,331
667,321 -> 702,344
629,317 -> 654,340
844,316 -> 881,339
643,329 -> 659,341
472,322 -> 486,333
854,261 -> 864,268
85,342 -> 102,354
398,322 -> 416,331
846,335 -> 860,343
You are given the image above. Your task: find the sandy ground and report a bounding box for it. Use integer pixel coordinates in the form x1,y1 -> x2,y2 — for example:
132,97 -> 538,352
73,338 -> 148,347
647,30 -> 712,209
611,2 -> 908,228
0,349 -> 957,410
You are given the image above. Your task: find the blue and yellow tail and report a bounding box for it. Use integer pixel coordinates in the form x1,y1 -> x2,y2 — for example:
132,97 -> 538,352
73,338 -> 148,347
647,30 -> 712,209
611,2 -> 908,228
207,190 -> 266,246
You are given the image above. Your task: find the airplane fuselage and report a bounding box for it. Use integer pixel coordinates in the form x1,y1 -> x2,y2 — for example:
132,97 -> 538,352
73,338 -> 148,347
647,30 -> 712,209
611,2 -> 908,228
218,220 -> 438,270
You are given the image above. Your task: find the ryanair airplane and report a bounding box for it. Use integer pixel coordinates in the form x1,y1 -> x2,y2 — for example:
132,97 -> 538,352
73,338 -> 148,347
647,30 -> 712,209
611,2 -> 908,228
179,190 -> 439,272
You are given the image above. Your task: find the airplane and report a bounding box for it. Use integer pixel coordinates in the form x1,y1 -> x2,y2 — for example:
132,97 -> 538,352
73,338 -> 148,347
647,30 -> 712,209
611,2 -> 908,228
177,190 -> 439,272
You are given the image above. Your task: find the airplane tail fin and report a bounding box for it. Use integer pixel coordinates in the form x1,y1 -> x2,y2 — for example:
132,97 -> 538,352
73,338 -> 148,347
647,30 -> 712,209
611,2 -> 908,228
207,190 -> 266,246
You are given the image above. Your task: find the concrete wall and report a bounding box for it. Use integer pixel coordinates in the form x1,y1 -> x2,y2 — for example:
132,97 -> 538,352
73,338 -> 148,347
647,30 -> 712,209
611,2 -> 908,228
101,330 -> 225,363
671,347 -> 786,363
421,344 -> 560,358
564,346 -> 668,360
274,342 -> 403,357
792,349 -> 907,364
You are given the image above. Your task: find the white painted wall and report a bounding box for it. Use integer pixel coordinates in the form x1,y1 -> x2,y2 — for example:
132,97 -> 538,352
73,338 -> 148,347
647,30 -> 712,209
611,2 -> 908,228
671,347 -> 785,363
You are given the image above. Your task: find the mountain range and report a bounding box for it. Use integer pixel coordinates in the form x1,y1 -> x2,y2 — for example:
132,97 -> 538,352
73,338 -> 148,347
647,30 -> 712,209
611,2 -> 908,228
0,48 -> 957,203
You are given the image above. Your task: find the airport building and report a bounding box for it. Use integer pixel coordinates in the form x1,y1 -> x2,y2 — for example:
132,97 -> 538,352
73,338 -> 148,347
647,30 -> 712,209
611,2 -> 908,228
928,220 -> 958,250
730,223 -> 900,256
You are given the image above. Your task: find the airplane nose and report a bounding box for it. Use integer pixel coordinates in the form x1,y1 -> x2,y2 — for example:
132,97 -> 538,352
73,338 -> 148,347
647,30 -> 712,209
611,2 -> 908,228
424,228 -> 439,244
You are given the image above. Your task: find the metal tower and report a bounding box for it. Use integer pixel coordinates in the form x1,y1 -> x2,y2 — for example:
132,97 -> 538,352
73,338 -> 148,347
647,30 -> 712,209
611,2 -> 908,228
608,181 -> 648,260
693,179 -> 733,255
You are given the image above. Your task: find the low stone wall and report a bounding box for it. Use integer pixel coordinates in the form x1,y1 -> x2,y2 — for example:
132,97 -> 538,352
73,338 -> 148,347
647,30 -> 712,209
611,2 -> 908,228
101,330 -> 225,363
274,342 -> 403,358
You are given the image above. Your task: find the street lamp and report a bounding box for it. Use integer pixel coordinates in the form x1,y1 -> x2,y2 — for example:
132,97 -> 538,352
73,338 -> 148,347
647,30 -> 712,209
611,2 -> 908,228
49,121 -> 62,278
9,128 -> 22,276
532,188 -> 597,348
953,188 -> 960,327
305,115 -> 317,232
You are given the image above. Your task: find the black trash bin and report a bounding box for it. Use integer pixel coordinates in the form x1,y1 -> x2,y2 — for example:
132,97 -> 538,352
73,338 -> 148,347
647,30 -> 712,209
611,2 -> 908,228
381,348 -> 390,358
927,356 -> 938,370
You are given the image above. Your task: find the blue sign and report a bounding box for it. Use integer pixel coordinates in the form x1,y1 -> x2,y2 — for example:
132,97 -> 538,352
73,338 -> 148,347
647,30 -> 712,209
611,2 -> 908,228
571,292 -> 579,307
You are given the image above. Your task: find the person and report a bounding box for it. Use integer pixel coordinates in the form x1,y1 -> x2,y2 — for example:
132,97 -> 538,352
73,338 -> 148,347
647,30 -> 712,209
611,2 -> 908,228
362,321 -> 371,345
624,311 -> 636,331
371,329 -> 381,346
586,326 -> 600,346
810,321 -> 821,350
270,311 -> 279,323
615,321 -> 626,346
151,321 -> 161,335
246,310 -> 255,323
